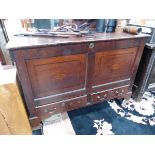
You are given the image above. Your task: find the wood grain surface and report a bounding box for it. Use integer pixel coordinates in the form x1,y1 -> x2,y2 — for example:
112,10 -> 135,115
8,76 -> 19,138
0,67 -> 32,134
7,32 -> 149,128
6,32 -> 150,50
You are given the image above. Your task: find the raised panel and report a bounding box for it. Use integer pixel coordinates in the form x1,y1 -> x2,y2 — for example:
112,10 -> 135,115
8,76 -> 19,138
93,48 -> 138,86
26,54 -> 86,98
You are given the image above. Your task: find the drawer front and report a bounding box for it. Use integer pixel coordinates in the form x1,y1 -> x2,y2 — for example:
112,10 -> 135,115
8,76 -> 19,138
36,102 -> 64,117
91,86 -> 129,103
65,95 -> 87,111
36,95 -> 87,117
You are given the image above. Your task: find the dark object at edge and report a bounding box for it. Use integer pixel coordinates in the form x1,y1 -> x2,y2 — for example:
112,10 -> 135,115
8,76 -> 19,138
128,24 -> 155,44
123,26 -> 142,35
96,19 -> 117,33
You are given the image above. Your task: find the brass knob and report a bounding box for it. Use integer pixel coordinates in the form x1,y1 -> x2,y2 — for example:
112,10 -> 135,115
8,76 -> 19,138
97,96 -> 100,99
115,91 -> 119,94
103,94 -> 107,98
89,43 -> 94,48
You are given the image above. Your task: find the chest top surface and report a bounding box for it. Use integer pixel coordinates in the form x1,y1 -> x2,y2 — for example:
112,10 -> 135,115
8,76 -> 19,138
6,32 -> 150,50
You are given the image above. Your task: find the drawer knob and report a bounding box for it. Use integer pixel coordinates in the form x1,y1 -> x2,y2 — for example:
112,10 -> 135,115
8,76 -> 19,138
97,96 -> 100,99
104,94 -> 107,97
103,94 -> 107,98
89,43 -> 94,48
115,91 -> 119,94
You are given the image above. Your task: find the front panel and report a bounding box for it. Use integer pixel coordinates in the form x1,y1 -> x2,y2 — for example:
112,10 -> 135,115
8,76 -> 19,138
26,54 -> 86,100
92,48 -> 138,88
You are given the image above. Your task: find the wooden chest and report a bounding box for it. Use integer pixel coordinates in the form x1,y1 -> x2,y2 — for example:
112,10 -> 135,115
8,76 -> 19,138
6,32 -> 149,128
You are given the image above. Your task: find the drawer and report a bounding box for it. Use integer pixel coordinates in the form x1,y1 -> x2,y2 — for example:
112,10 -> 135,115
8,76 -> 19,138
91,90 -> 109,103
36,95 -> 87,117
110,86 -> 129,98
36,102 -> 65,117
91,86 -> 129,103
65,95 -> 87,111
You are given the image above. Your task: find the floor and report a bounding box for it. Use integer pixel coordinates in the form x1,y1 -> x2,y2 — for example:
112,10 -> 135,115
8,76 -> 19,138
39,112 -> 75,135
0,64 -> 75,135
0,64 -> 16,85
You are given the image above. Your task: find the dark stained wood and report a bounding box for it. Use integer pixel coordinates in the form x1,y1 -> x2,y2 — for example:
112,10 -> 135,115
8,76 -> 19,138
92,79 -> 131,93
14,51 -> 37,118
6,32 -> 149,50
26,54 -> 86,99
30,95 -> 88,128
36,95 -> 87,118
7,32 -> 149,128
129,39 -> 147,91
0,48 -> 6,65
29,116 -> 41,128
91,85 -> 130,103
93,48 -> 138,86
86,52 -> 95,91
21,39 -> 140,60
34,89 -> 87,106
133,44 -> 155,101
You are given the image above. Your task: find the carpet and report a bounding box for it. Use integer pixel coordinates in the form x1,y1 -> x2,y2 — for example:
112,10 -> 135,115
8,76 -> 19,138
68,92 -> 155,135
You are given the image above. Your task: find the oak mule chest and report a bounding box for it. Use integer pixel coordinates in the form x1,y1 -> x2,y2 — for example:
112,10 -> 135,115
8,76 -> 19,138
7,32 -> 149,128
